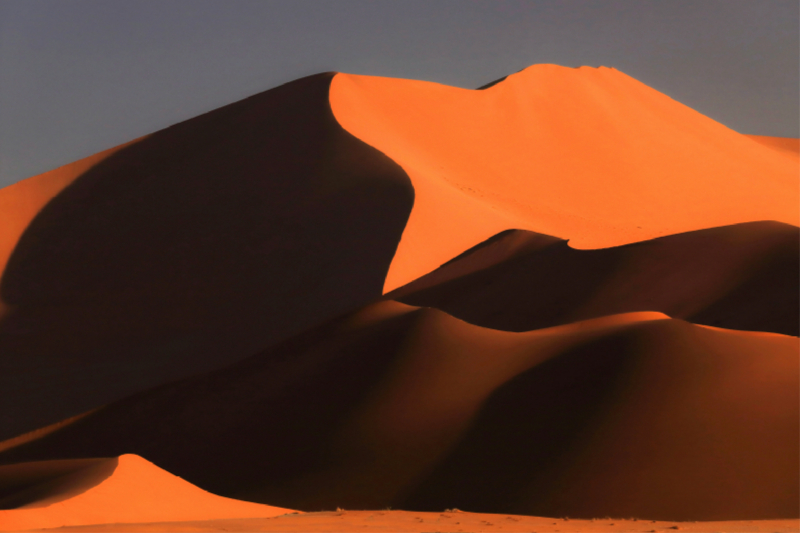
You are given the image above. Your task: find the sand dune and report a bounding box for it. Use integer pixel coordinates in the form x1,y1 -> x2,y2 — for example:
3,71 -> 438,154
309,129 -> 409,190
0,455 -> 292,531
0,139 -> 142,291
1,65 -> 797,529
389,221 -> 799,336
0,72 -> 412,442
1,301 -> 795,521
330,65 -> 799,291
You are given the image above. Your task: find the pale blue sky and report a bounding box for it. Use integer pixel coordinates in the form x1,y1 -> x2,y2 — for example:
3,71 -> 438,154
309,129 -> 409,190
1,0 -> 797,187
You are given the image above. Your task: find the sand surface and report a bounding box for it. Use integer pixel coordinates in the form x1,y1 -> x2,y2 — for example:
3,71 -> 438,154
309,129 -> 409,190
0,65 -> 797,532
330,65 -> 799,291
0,455 -> 291,531
389,222 -> 798,336
2,302 -> 795,520
0,72 -> 412,442
745,134 -> 800,155
0,139 -> 142,291
21,510 -> 800,533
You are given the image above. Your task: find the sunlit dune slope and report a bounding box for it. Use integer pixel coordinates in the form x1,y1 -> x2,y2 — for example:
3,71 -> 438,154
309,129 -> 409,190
0,72 -> 412,442
389,221 -> 799,336
330,65 -> 800,291
1,302 -> 795,521
0,455 -> 292,531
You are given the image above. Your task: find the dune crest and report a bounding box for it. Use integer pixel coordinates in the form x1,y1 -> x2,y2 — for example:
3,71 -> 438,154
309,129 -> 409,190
0,65 -> 796,529
389,222 -> 799,336
330,64 -> 799,291
0,73 -> 413,442
0,139 -> 142,292
745,134 -> 800,156
0,454 -> 293,531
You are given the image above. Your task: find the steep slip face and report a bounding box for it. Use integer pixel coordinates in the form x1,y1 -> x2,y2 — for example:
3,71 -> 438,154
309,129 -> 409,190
0,455 -> 292,531
0,73 -> 414,441
0,457 -> 113,509
330,65 -> 799,291
1,302 -> 795,521
0,141 -> 141,323
389,222 -> 800,336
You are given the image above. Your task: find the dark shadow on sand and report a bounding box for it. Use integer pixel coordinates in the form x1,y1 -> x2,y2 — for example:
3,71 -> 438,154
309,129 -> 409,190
0,72 -> 414,441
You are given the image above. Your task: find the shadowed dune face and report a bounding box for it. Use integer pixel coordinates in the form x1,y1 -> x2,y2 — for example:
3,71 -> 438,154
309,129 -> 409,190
0,457 -> 115,510
389,222 -> 800,336
0,142 -> 142,325
330,65 -> 799,291
0,73 -> 413,441
0,455 -> 293,531
0,65 -> 797,529
745,134 -> 800,156
1,301 -> 795,521
403,320 -> 799,521
0,141 -> 142,291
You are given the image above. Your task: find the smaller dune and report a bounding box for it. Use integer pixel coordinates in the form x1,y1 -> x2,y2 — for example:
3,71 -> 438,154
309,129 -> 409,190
0,454 -> 294,531
389,222 -> 799,336
1,301 -> 795,520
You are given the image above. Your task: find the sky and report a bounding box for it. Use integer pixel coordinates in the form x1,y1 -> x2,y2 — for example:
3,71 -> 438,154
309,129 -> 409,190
0,0 -> 797,188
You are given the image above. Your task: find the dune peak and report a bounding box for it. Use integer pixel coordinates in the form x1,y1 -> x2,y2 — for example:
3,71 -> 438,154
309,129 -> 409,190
0,454 -> 293,530
330,64 -> 798,291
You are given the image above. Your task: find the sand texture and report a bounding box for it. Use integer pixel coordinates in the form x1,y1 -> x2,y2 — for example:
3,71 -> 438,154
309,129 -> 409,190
1,301 -> 796,521
20,511 -> 800,533
331,65 -> 798,291
0,72 -> 412,442
0,64 -> 797,532
0,455 -> 293,531
389,222 -> 799,336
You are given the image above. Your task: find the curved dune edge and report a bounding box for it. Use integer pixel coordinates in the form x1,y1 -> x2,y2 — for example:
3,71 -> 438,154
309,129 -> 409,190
329,65 -> 799,292
0,454 -> 295,531
0,73 -> 414,443
2,303 -> 795,519
0,409 -> 100,455
389,222 -> 799,336
0,138 -> 145,294
24,512 -> 799,533
745,134 -> 800,156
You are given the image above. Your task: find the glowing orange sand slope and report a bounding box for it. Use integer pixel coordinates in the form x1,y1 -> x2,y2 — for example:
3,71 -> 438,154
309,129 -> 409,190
330,65 -> 800,291
0,455 -> 294,531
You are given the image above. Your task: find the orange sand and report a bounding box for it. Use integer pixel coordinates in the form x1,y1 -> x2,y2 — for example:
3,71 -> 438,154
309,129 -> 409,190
389,222 -> 799,336
22,510 -> 799,533
0,73 -> 413,443
0,455 -> 293,531
330,65 -> 799,291
0,66 -> 796,529
293,308 -> 671,509
5,302 -> 794,519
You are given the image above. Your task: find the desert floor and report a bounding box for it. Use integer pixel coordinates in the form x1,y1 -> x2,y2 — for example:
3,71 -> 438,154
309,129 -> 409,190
26,510 -> 799,533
